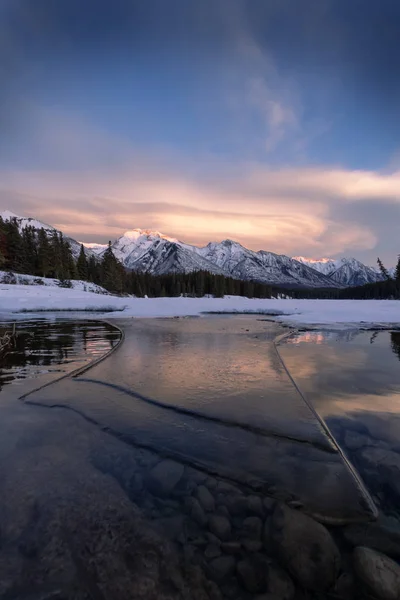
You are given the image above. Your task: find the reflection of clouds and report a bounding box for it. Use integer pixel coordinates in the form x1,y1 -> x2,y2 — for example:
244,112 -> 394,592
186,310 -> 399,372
287,332 -> 326,345
281,330 -> 400,448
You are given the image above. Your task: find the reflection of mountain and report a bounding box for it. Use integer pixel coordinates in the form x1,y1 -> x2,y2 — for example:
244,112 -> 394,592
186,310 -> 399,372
391,332 -> 400,362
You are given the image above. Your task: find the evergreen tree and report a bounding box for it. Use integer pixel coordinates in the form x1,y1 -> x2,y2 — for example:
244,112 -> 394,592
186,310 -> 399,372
4,218 -> 24,272
49,231 -> 63,278
0,217 -> 7,268
377,257 -> 391,281
395,255 -> 400,283
37,228 -> 51,277
21,226 -> 38,274
101,242 -> 123,293
77,244 -> 88,280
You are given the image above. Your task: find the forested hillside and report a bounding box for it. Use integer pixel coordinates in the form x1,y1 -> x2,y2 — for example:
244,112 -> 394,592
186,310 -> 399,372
0,217 -> 275,298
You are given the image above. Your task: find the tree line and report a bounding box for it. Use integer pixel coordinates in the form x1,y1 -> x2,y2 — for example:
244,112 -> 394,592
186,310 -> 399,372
2,217 -> 399,299
0,218 -> 276,298
0,217 -> 77,283
289,257 -> 400,300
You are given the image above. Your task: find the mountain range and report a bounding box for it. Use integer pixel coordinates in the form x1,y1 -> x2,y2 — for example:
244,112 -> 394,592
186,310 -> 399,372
1,210 -> 386,289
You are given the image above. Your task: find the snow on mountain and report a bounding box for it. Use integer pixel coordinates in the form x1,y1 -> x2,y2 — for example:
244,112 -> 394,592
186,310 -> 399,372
81,242 -> 108,255
1,210 -> 391,288
111,231 -> 226,275
1,210 -> 95,260
293,257 -> 340,276
1,210 -> 55,233
197,240 -> 337,287
294,256 -> 383,286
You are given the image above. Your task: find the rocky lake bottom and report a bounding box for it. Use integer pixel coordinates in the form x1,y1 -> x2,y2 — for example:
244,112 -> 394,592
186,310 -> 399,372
1,317 -> 400,600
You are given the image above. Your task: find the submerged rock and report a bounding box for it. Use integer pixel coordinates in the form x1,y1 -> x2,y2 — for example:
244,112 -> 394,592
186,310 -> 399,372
146,459 -> 185,498
196,485 -> 215,512
353,546 -> 400,600
270,503 -> 340,591
344,515 -> 400,560
207,555 -> 236,582
184,497 -> 208,527
208,515 -> 231,541
236,554 -> 294,598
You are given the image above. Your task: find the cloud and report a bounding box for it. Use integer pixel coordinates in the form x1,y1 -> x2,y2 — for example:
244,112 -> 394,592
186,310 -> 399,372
1,151 -> 389,260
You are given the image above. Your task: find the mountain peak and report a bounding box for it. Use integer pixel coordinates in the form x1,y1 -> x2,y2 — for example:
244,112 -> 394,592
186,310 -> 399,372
1,210 -> 21,220
293,256 -> 336,265
122,229 -> 178,243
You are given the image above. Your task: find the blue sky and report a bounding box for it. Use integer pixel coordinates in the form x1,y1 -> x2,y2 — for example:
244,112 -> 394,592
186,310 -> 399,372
1,0 -> 400,264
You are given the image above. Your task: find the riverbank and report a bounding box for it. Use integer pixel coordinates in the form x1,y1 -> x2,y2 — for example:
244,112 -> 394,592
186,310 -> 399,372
1,283 -> 400,329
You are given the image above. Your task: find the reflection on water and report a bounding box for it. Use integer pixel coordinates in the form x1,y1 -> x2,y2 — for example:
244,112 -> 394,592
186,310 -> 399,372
0,319 -> 120,393
23,317 -> 375,524
0,317 -> 397,598
280,329 -> 400,513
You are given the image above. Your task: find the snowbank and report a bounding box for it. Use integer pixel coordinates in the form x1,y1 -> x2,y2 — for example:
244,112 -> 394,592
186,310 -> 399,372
0,283 -> 400,328
0,271 -> 108,294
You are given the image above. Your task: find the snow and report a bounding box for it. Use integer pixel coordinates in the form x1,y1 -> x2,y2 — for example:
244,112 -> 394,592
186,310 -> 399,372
81,242 -> 108,254
1,284 -> 399,328
1,211 -> 55,232
0,271 -> 108,294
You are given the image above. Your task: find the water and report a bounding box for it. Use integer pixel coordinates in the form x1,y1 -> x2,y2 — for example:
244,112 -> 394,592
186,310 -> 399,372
0,318 -> 120,396
19,317 -> 376,523
1,318 -> 400,598
279,329 -> 400,514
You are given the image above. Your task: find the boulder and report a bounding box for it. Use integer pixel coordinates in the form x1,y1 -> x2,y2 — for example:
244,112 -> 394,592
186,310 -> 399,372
270,503 -> 340,591
146,460 -> 184,497
196,485 -> 215,512
208,515 -> 231,541
353,546 -> 400,600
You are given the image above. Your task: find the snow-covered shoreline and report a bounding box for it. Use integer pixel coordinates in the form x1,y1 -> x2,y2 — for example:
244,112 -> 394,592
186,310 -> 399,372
1,283 -> 400,329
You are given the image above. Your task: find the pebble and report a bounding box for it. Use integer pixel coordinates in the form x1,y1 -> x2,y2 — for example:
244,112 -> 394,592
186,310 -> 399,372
207,555 -> 236,582
196,485 -> 216,512
263,497 -> 276,514
247,495 -> 264,517
208,515 -> 232,541
237,556 -> 266,593
241,516 -> 263,540
204,544 -> 222,560
221,541 -> 242,555
184,496 -> 208,527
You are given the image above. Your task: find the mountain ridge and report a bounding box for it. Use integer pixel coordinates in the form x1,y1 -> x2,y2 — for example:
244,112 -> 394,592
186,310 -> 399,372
0,210 -> 385,288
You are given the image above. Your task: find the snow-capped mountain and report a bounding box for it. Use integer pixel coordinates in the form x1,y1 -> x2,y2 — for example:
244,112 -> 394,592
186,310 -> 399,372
107,230 -> 226,275
294,256 -> 383,287
0,210 -> 95,260
197,240 -> 336,287
1,210 -> 390,288
293,257 -> 340,276
81,242 -> 107,255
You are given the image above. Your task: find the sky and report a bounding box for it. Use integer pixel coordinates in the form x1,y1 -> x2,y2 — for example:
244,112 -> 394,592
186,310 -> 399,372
1,0 -> 400,265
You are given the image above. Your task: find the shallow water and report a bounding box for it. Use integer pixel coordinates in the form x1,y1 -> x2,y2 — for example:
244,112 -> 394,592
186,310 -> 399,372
0,318 -> 120,396
1,317 -> 400,599
279,329 -> 400,513
21,316 -> 375,523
